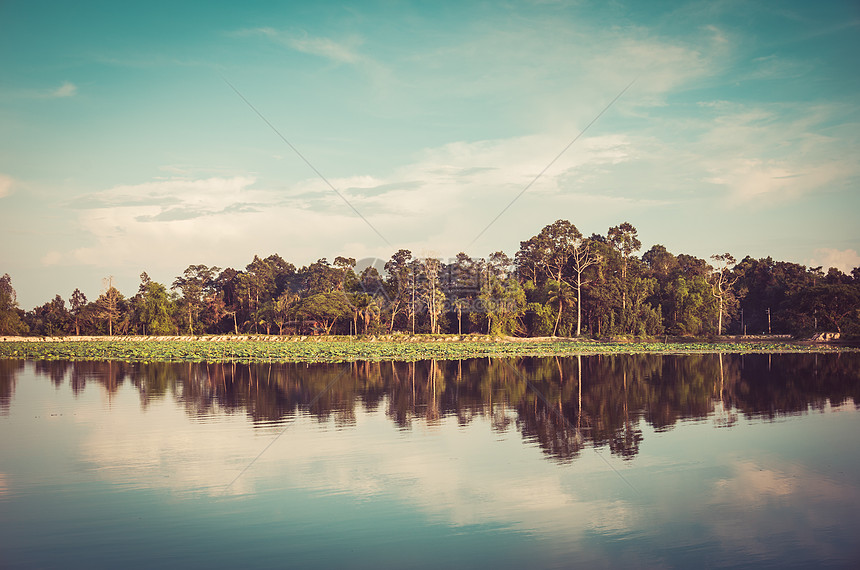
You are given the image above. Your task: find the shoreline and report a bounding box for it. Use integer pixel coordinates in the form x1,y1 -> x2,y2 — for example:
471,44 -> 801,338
0,335 -> 854,363
0,332 -> 805,343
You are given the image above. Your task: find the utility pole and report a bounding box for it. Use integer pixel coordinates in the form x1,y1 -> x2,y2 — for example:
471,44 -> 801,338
767,307 -> 772,335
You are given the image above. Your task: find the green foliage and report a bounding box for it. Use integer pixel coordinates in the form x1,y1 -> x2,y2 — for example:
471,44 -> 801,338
525,302 -> 555,337
138,281 -> 174,335
484,277 -> 526,335
5,219 -> 859,341
296,292 -> 354,334
787,283 -> 860,335
0,337 -> 851,364
26,295 -> 69,336
0,274 -> 29,335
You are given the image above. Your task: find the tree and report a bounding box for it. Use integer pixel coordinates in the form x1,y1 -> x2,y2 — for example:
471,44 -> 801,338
350,292 -> 380,334
710,253 -> 738,335
304,258 -> 340,294
136,275 -> 174,335
669,274 -> 717,335
579,238 -> 614,337
570,238 -> 600,336
487,251 -> 512,280
418,257 -> 445,334
446,253 -> 480,334
643,244 -> 678,279
357,264 -> 386,297
173,264 -> 220,335
535,220 -> 582,284
546,279 -> 574,337
515,237 -> 543,285
791,284 -> 860,335
453,298 -> 466,335
607,222 -> 642,315
96,277 -> 123,336
450,252 -> 479,293
473,275 -> 526,335
333,256 -> 357,291
0,274 -> 28,335
295,292 -> 353,334
69,288 -> 88,336
273,290 -> 300,335
383,249 -> 414,333
27,295 -> 69,336
214,267 -> 242,334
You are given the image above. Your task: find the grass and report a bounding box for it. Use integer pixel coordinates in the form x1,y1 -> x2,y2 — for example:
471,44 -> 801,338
0,334 -> 854,363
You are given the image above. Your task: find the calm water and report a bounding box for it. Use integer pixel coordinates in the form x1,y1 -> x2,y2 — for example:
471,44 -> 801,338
1,354 -> 859,569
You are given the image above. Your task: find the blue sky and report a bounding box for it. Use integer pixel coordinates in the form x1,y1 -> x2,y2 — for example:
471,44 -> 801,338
1,0 -> 858,309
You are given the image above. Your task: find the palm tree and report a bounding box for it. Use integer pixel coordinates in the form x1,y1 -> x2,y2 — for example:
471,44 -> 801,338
453,298 -> 467,335
546,279 -> 575,337
274,291 -> 300,335
351,293 -> 380,334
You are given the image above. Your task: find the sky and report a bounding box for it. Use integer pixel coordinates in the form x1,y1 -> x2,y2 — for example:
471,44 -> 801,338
1,0 -> 858,309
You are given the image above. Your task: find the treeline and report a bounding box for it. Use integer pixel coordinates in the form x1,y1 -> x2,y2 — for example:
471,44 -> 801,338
2,219 -> 859,338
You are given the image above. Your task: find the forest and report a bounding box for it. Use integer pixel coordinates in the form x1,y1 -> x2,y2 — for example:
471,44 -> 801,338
2,220 -> 859,339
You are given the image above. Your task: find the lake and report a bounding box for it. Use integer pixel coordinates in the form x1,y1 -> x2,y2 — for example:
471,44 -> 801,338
1,353 -> 859,568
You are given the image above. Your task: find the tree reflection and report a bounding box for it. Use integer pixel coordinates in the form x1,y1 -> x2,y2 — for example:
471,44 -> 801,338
16,353 -> 860,464
0,360 -> 24,415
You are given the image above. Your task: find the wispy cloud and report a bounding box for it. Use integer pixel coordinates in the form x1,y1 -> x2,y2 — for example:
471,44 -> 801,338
809,248 -> 860,273
1,81 -> 79,100
286,34 -> 362,64
69,176 -> 257,212
135,206 -> 209,223
52,175 -> 384,270
0,174 -> 14,198
41,251 -> 62,266
51,81 -> 77,98
237,27 -> 365,64
696,103 -> 859,205
52,128 -> 659,272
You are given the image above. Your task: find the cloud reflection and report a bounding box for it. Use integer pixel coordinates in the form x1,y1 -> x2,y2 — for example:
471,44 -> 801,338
77,393 -> 638,540
12,354 -> 860,565
706,460 -> 860,562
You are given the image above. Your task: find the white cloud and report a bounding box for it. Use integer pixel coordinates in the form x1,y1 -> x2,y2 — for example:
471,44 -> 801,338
687,103 -> 859,205
403,19 -> 856,213
41,251 -> 62,266
58,175 -> 388,272
243,27 -> 364,64
704,25 -> 729,46
51,81 -> 77,98
809,248 -> 860,273
0,174 -> 13,198
0,82 -> 79,100
287,35 -> 362,64
705,157 -> 840,203
56,128 -> 669,273
74,175 -> 258,210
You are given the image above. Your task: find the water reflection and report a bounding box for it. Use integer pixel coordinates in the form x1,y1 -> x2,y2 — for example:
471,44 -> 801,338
0,359 -> 23,416
2,354 -> 860,568
3,353 -> 858,463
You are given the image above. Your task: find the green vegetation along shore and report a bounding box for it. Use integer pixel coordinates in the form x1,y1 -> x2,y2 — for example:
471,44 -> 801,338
5,220 -> 860,343
0,335 -> 854,364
